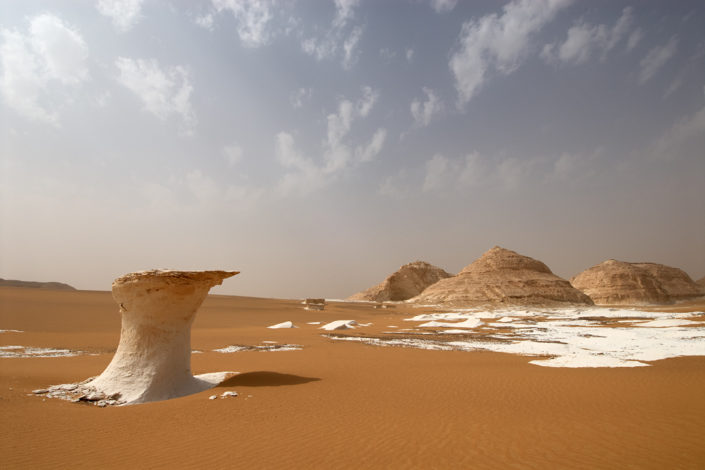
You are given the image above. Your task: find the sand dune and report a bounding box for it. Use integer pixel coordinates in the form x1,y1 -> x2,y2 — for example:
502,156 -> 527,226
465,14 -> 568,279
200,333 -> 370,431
2,286 -> 705,468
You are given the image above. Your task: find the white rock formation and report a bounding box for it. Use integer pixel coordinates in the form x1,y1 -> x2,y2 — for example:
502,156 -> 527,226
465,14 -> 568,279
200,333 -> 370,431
320,320 -> 358,331
50,270 -> 238,406
268,321 -> 297,329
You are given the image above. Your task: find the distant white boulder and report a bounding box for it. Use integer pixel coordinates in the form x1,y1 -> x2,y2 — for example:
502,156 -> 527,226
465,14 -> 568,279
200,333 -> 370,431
268,321 -> 297,329
320,320 -> 358,331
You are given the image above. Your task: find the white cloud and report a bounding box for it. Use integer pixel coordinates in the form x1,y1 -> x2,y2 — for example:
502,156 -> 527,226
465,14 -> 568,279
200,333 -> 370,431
542,7 -> 636,65
290,87 -> 312,108
97,0 -> 144,32
223,144 -> 243,166
423,154 -> 451,192
430,0 -> 458,14
356,85 -> 378,117
333,0 -> 360,28
406,48 -> 415,62
411,87 -> 443,127
276,87 -> 385,196
195,13 -> 215,31
639,36 -> 678,84
342,26 -> 362,69
378,169 -> 410,199
212,0 -> 273,47
458,151 -> 487,187
355,128 -> 387,162
450,0 -> 571,107
115,57 -> 196,134
653,86 -> 705,159
379,48 -> 396,60
301,0 -> 363,69
626,29 -> 643,52
0,13 -> 89,124
275,132 -> 325,195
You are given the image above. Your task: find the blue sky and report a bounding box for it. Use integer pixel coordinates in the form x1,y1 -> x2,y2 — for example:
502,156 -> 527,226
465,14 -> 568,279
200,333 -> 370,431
1,0 -> 704,298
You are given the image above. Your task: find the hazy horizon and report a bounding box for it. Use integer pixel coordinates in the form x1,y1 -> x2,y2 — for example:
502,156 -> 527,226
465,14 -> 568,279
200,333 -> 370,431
2,0 -> 704,298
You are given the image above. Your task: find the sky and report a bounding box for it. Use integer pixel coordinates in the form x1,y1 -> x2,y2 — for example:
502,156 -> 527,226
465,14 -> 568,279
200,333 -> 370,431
1,0 -> 704,299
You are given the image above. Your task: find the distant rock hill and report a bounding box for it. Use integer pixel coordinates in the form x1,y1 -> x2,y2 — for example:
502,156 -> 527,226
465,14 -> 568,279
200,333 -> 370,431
348,261 -> 452,302
697,276 -> 705,288
410,246 -> 593,307
0,278 -> 76,291
570,259 -> 704,305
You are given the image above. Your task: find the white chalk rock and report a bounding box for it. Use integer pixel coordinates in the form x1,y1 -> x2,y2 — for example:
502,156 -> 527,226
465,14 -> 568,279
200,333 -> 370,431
267,321 -> 297,329
319,320 -> 358,331
86,270 -> 238,405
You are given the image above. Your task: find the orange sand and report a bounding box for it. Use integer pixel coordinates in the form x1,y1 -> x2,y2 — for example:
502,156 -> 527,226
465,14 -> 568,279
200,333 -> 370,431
1,287 -> 704,469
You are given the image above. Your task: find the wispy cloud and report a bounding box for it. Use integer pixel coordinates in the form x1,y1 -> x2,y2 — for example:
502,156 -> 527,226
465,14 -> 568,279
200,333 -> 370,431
541,7 -> 636,65
639,36 -> 678,84
449,0 -> 571,107
411,87 -> 443,127
301,0 -> 363,69
276,87 -> 386,195
115,57 -> 196,134
0,13 -> 89,124
430,0 -> 457,14
212,0 -> 273,47
290,87 -> 312,108
97,0 -> 144,32
423,154 -> 450,192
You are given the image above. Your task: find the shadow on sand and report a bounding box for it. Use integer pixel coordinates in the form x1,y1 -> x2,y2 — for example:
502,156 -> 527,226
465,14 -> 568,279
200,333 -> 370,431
217,371 -> 320,387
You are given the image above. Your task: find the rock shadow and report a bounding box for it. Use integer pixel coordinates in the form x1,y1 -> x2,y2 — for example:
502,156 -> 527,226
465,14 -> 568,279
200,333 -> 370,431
217,371 -> 320,388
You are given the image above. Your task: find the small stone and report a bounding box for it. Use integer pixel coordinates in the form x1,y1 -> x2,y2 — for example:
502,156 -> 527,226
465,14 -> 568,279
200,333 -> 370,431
221,391 -> 238,398
208,395 -> 218,400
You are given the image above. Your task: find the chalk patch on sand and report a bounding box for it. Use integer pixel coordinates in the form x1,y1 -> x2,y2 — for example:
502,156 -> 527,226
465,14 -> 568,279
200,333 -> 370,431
320,320 -> 358,331
419,318 -> 482,329
327,306 -> 705,368
0,345 -> 84,358
268,321 -> 297,329
214,343 -> 302,353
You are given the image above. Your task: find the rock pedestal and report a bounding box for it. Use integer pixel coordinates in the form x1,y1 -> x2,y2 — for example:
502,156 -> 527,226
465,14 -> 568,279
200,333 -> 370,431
86,270 -> 238,404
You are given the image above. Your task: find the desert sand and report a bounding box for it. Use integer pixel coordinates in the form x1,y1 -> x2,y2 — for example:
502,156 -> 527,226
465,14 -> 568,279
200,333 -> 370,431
2,286 -> 705,469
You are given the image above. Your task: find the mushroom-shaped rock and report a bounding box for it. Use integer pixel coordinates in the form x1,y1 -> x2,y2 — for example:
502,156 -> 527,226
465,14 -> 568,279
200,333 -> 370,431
410,247 -> 593,307
86,270 -> 238,404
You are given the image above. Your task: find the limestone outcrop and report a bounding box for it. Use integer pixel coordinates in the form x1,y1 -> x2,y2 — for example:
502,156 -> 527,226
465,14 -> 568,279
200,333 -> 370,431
0,278 -> 75,290
571,260 -> 704,305
410,246 -> 593,307
348,261 -> 452,302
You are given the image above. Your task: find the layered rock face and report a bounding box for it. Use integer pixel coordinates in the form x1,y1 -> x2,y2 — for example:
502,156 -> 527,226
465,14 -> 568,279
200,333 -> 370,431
698,276 -> 705,288
571,260 -> 704,305
348,261 -> 452,302
410,246 -> 593,307
86,270 -> 238,404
